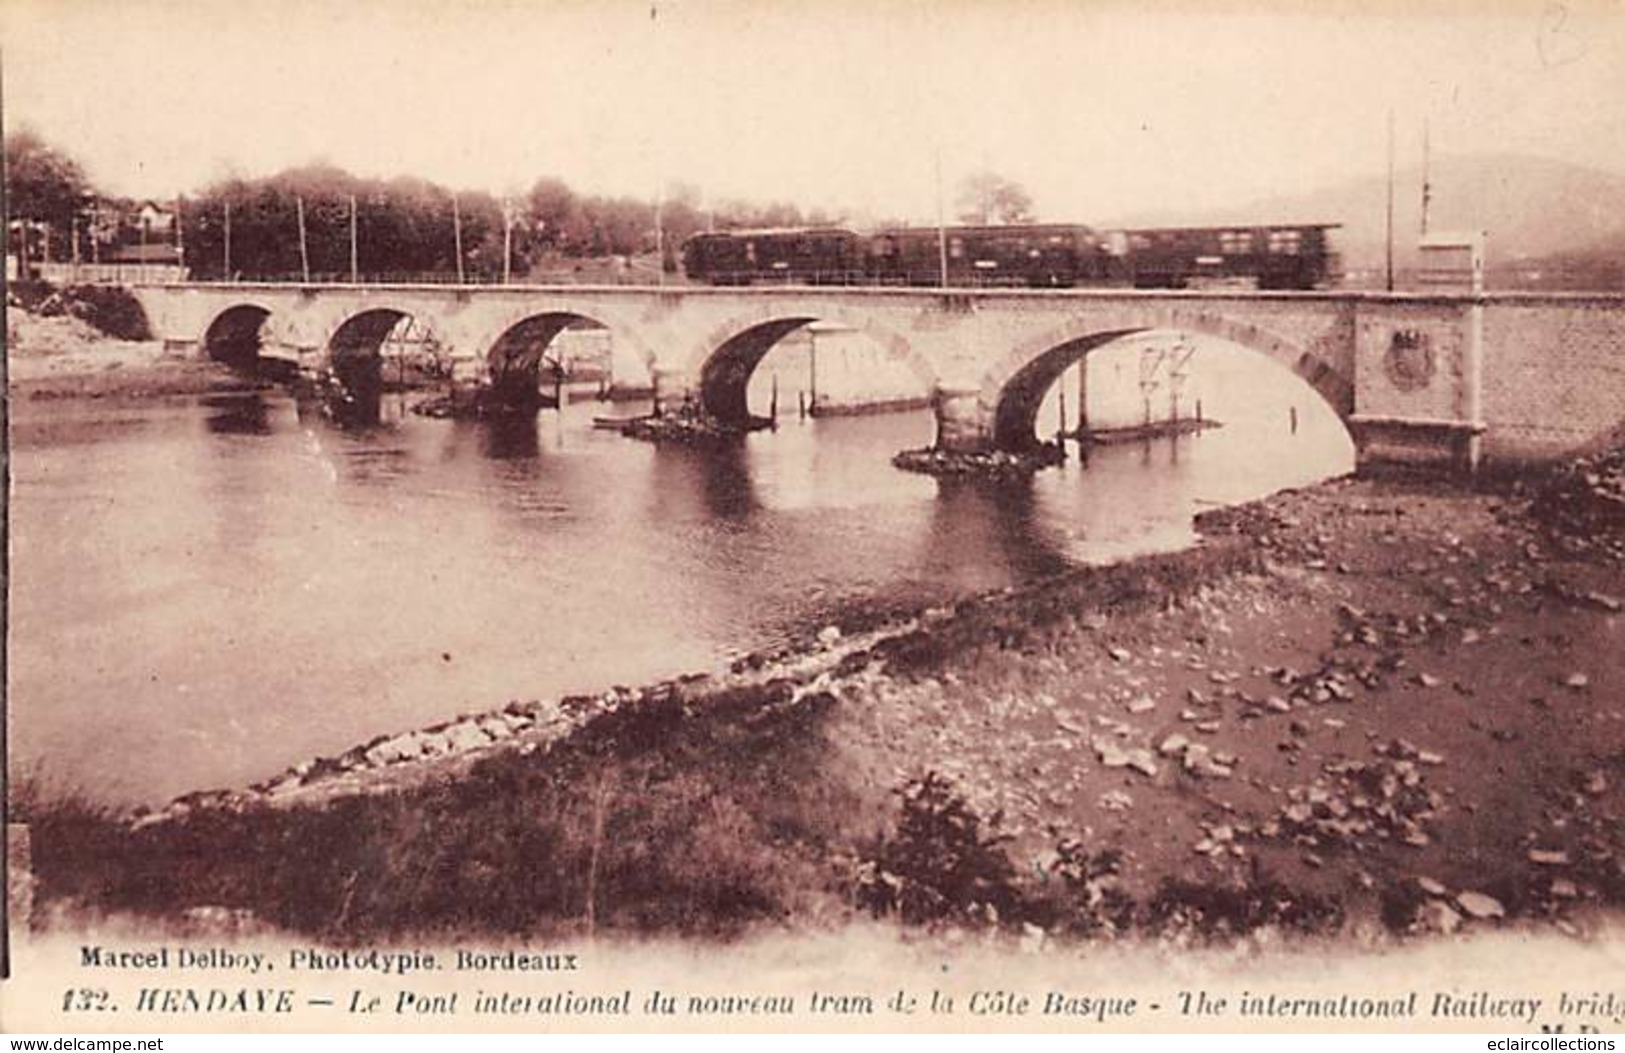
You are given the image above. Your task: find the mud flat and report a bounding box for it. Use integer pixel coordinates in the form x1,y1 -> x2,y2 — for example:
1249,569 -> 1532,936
16,436 -> 1624,946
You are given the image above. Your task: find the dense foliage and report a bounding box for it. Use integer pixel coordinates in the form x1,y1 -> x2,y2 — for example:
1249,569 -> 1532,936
6,128 -> 1039,282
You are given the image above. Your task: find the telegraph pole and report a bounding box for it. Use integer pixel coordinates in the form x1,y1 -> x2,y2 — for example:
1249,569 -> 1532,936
502,198 -> 513,285
222,200 -> 231,280
935,148 -> 949,289
1420,116 -> 1433,237
1384,109 -> 1395,292
296,195 -> 311,283
452,195 -> 465,284
349,194 -> 359,283
655,186 -> 665,288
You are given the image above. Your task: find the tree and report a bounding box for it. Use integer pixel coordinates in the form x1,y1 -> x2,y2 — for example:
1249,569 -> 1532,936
525,177 -> 578,250
5,130 -> 92,266
955,171 -> 1034,225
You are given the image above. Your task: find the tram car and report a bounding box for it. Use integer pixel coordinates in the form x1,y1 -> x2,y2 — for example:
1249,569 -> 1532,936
866,224 -> 1109,287
680,228 -> 865,285
681,222 -> 1340,290
1106,224 -> 1340,290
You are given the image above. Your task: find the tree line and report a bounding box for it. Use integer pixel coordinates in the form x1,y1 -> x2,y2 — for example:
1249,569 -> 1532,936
6,128 -> 1037,281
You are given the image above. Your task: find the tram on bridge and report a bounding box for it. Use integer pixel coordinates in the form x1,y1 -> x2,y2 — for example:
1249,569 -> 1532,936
681,222 -> 1342,291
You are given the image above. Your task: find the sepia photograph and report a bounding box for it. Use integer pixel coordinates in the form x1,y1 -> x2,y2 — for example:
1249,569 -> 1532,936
2,0 -> 1623,1037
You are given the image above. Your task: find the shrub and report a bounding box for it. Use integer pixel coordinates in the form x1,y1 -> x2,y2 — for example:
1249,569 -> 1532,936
1040,839 -> 1136,939
1145,867 -> 1343,941
37,285 -> 151,340
854,771 -> 1025,927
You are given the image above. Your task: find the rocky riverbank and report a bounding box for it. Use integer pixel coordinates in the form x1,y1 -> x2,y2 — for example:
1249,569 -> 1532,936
17,440 -> 1624,946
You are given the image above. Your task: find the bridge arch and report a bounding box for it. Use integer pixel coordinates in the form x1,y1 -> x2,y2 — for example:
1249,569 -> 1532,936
319,305 -> 447,412
324,306 -> 441,360
687,306 -> 936,424
479,305 -> 655,402
981,310 -> 1355,450
202,303 -> 278,367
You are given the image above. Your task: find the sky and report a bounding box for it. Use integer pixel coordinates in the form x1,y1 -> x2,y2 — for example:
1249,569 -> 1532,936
4,0 -> 1623,224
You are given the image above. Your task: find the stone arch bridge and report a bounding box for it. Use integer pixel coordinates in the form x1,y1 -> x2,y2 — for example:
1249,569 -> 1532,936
132,282 -> 1625,470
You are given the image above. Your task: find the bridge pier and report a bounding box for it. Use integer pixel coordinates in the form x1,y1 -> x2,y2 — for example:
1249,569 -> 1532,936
651,365 -> 696,417
932,386 -> 993,453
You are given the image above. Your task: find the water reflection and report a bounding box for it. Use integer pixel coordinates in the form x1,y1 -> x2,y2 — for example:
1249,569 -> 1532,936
201,393 -> 274,436
11,348 -> 1353,803
643,441 -> 762,523
926,476 -> 1074,584
480,414 -> 541,462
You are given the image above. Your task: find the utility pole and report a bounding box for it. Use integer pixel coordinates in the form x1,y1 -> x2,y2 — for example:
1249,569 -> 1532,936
349,194 -> 359,283
935,148 -> 949,289
1420,116 -> 1433,237
452,195 -> 465,284
654,187 -> 665,288
222,200 -> 231,280
1385,108 -> 1396,292
296,195 -> 311,283
174,194 -> 185,267
502,198 -> 513,285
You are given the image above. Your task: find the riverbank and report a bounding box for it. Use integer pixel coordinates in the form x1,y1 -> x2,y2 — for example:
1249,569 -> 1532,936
7,309 -> 261,399
18,444 -> 1622,945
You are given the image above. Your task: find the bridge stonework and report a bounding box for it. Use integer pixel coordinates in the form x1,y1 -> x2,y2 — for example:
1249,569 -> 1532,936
131,283 -> 1624,472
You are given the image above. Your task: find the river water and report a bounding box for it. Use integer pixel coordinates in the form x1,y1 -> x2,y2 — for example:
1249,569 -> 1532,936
9,340 -> 1353,804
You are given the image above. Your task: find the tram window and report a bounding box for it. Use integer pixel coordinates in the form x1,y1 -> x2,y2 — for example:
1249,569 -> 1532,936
745,241 -> 757,263
1268,230 -> 1302,254
1220,231 -> 1253,254
949,237 -> 965,259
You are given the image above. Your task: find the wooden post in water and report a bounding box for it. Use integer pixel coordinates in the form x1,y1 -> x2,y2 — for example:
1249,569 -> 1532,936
1290,405 -> 1299,435
770,373 -> 779,423
1057,386 -> 1067,443
808,336 -> 819,418
1076,360 -> 1089,437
